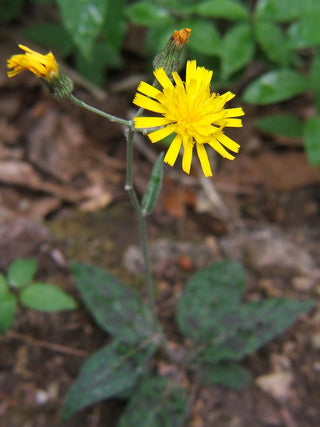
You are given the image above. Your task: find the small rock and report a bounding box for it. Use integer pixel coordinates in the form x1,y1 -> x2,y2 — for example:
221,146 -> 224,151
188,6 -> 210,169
35,383 -> 59,405
157,361 -> 177,377
292,276 -> 315,292
259,278 -> 282,297
122,245 -> 144,274
122,238 -> 216,278
270,353 -> 291,372
311,333 -> 320,350
312,361 -> 320,372
220,227 -> 316,278
255,371 -> 294,401
35,389 -> 50,405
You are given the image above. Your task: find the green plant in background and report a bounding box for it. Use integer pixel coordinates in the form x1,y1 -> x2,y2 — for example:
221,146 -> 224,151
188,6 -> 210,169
0,257 -> 77,335
127,0 -> 320,167
2,0 -> 320,165
4,9 -> 317,427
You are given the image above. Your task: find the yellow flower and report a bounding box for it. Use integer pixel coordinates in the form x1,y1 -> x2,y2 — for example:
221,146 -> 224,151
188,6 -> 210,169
133,60 -> 244,177
7,44 -> 59,81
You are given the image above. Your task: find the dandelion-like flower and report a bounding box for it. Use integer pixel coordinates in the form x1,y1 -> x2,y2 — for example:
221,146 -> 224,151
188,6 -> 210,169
133,60 -> 244,177
7,44 -> 59,80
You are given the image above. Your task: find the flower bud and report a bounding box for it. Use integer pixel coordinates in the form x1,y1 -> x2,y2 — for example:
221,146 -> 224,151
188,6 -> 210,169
153,28 -> 191,76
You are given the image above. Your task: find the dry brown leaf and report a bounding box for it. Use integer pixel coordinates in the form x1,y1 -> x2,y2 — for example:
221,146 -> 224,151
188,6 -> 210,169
0,217 -> 52,270
27,111 -> 86,182
256,152 -> 320,191
0,119 -> 21,145
0,160 -> 80,202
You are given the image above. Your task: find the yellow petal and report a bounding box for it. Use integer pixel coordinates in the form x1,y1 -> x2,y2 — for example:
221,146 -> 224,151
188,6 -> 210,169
18,44 -> 36,54
208,139 -> 235,160
148,125 -> 174,143
224,118 -> 243,127
164,134 -> 182,166
134,116 -> 171,129
196,143 -> 212,177
186,60 -> 197,85
137,81 -> 162,99
217,133 -> 240,153
219,91 -> 235,103
197,66 -> 213,88
209,110 -> 228,123
133,93 -> 165,114
154,67 -> 174,89
172,71 -> 183,87
7,45 -> 58,79
182,140 -> 193,174
225,107 -> 245,117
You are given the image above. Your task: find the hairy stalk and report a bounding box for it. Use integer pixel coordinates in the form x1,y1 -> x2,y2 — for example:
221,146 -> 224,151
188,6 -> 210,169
68,94 -> 132,127
125,128 -> 156,315
68,94 -> 157,323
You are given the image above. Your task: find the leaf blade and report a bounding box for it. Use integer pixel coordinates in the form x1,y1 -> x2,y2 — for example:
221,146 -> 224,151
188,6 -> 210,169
142,152 -> 164,215
118,377 -> 188,427
176,261 -> 246,343
185,19 -> 221,56
7,257 -> 37,288
62,340 -> 156,419
72,262 -> 158,344
254,114 -> 304,139
193,0 -> 249,21
254,21 -> 292,66
303,116 -> 320,167
242,70 -> 309,105
198,298 -> 315,362
126,1 -> 173,27
0,293 -> 17,335
288,15 -> 320,49
0,274 -> 8,297
220,23 -> 255,80
196,361 -> 251,389
20,283 -> 77,312
57,0 -> 108,57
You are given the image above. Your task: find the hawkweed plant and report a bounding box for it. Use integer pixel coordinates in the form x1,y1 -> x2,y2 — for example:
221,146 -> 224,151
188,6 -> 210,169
6,29 -> 315,426
7,30 -> 243,317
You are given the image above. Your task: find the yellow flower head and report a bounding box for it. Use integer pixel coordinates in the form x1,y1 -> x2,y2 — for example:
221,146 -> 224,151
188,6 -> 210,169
133,60 -> 244,177
7,44 -> 59,81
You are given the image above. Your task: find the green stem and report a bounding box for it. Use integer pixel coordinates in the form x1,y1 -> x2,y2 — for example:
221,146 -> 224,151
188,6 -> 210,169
68,93 -> 156,315
125,128 -> 156,314
68,94 -> 132,128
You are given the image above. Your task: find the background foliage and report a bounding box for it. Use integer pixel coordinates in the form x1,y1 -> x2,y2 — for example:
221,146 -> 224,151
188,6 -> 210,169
0,257 -> 76,335
2,0 -> 319,166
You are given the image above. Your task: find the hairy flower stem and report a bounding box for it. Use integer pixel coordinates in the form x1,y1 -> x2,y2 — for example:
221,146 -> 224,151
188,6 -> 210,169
125,128 -> 156,315
68,94 -> 132,127
67,94 -> 156,316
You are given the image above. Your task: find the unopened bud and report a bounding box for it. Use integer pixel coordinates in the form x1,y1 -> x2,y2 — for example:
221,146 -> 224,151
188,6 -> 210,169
153,28 -> 191,75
